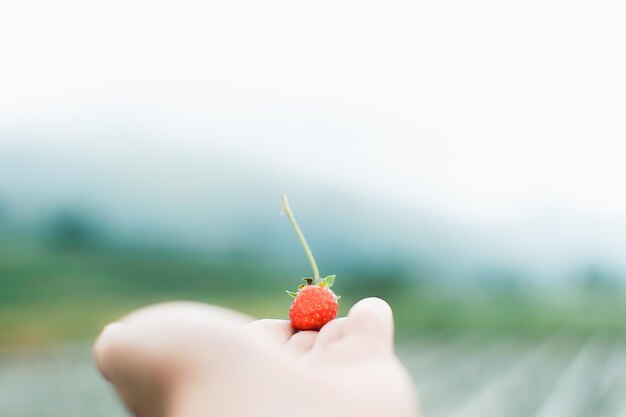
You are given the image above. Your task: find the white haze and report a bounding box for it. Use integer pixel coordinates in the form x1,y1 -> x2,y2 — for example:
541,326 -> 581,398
1,0 -> 626,282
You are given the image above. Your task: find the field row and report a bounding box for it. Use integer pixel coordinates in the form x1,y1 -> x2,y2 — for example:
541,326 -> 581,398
2,337 -> 625,417
399,336 -> 626,417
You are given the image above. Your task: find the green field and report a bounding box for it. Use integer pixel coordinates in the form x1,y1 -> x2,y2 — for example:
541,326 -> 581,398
2,242 -> 626,349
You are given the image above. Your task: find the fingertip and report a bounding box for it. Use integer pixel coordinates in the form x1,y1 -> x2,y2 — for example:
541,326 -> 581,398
285,330 -> 318,355
348,297 -> 393,320
346,297 -> 395,351
93,322 -> 126,381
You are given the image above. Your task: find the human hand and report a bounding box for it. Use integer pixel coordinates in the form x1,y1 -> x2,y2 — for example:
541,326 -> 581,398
93,298 -> 419,417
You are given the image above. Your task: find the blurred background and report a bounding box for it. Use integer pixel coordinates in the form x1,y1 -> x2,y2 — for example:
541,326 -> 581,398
1,1 -> 626,416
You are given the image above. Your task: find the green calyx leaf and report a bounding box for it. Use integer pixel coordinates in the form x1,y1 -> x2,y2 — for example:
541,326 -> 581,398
319,275 -> 336,288
297,284 -> 307,291
286,290 -> 298,298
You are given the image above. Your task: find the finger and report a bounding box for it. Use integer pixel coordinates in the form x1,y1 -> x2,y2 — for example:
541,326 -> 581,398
244,319 -> 295,348
314,317 -> 348,350
345,297 -> 394,352
284,331 -> 318,356
94,302 -> 255,382
93,301 -> 266,417
93,319 -> 180,384
93,322 -> 126,382
93,321 -> 169,417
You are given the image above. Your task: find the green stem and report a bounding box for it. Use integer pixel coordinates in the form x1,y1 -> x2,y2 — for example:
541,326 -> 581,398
281,195 -> 320,283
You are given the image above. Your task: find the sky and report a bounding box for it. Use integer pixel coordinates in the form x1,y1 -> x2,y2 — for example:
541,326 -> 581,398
1,0 -> 626,227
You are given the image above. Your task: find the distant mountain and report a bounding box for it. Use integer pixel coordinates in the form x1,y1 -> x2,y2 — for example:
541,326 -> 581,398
1,139 -> 625,287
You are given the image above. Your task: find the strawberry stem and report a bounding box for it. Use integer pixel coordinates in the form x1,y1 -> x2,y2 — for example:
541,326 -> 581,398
281,195 -> 321,283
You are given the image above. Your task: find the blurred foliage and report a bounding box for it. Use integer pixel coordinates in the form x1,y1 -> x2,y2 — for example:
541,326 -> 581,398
44,210 -> 101,251
391,291 -> 626,339
0,200 -> 6,226
341,262 -> 415,299
576,264 -> 623,293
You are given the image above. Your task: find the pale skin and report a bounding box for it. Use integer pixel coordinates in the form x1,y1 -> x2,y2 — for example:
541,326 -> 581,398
93,297 -> 419,417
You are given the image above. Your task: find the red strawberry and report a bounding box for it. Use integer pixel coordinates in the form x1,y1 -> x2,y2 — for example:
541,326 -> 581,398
289,280 -> 339,331
281,195 -> 340,331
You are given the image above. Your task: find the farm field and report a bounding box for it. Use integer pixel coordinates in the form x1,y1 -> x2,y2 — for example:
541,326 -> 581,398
3,246 -> 626,417
2,336 -> 625,417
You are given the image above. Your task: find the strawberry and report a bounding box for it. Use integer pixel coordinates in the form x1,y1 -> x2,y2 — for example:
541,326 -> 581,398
281,196 -> 340,331
288,277 -> 339,331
